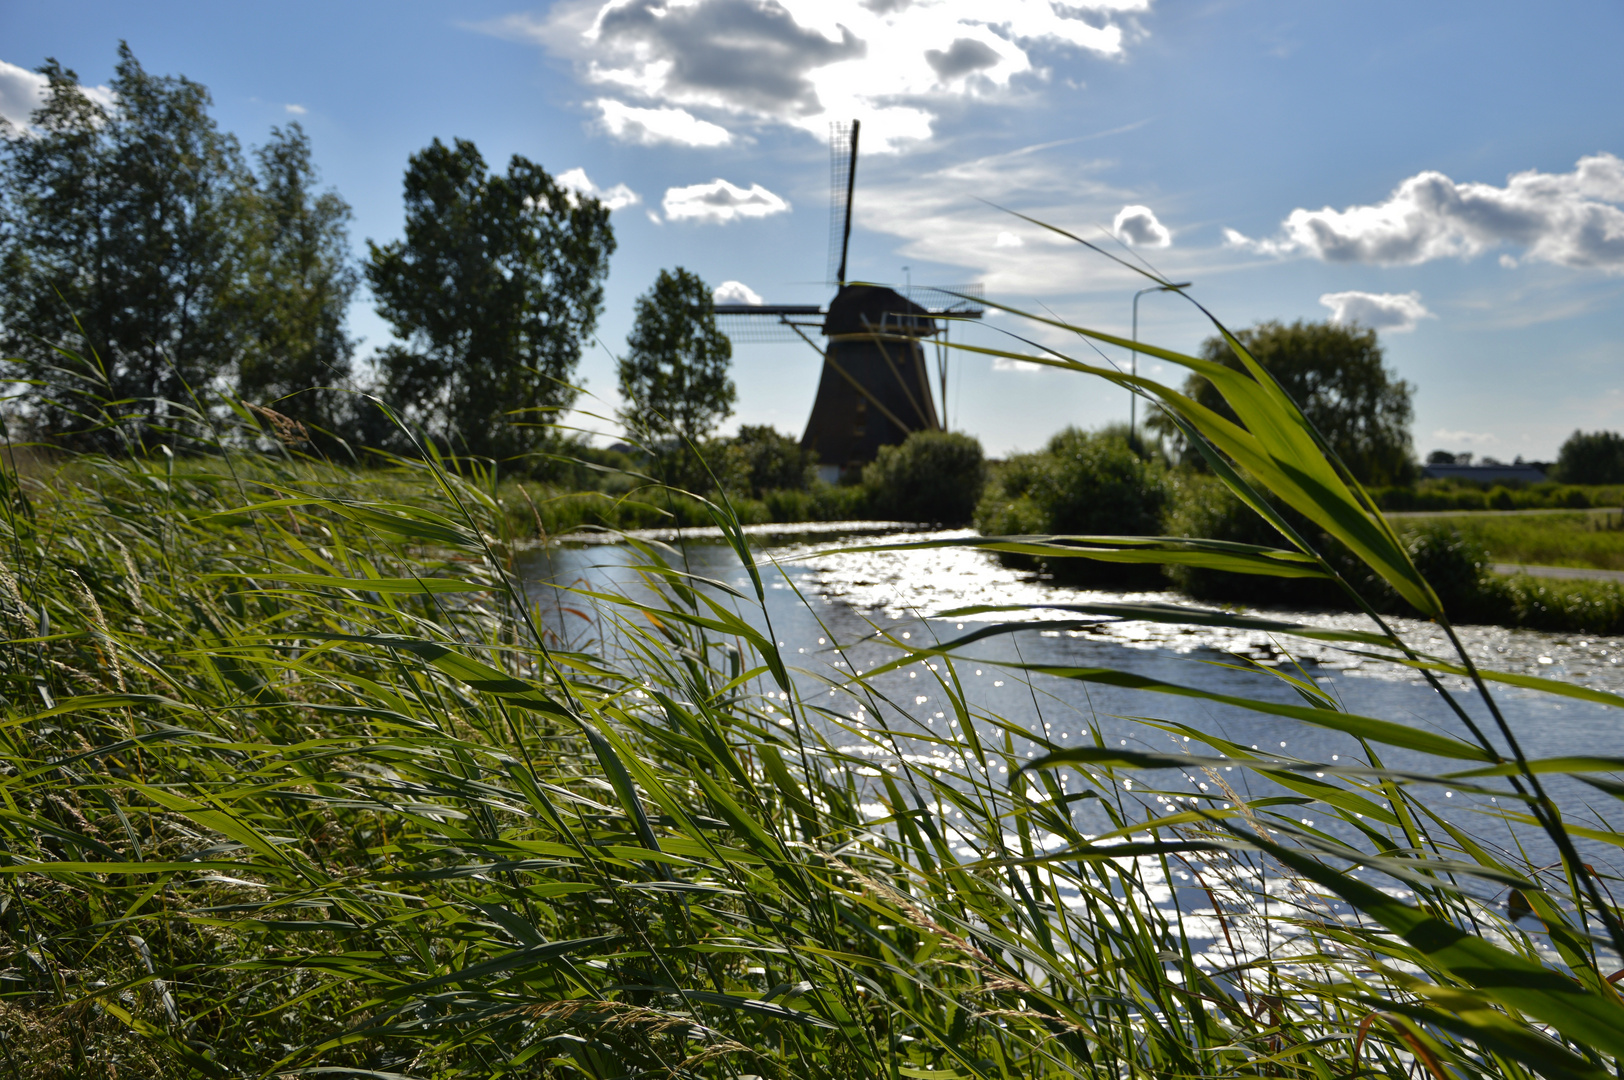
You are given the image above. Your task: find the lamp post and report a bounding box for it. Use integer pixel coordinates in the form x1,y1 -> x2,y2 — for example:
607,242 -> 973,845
1131,282 -> 1192,447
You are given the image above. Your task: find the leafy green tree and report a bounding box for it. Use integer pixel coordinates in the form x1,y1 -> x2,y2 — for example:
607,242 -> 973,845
1149,320 -> 1415,485
618,267 -> 736,450
366,139 -> 614,462
1554,430 -> 1624,484
0,46 -> 255,448
236,125 -> 358,446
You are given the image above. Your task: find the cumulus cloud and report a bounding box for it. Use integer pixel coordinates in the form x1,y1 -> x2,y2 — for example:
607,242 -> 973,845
1113,204 -> 1170,247
596,98 -> 732,146
713,280 -> 764,304
1227,153 -> 1624,272
662,178 -> 789,223
285,103 -> 308,115
556,167 -> 641,211
0,59 -> 115,133
1318,290 -> 1433,333
486,0 -> 1151,151
994,231 -> 1023,248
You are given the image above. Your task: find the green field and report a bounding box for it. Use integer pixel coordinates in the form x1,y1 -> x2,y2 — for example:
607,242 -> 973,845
1395,507 -> 1624,571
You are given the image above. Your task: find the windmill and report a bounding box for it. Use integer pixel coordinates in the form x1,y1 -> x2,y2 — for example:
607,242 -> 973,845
714,120 -> 982,482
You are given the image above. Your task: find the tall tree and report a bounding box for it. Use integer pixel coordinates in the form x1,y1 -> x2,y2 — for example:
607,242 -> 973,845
365,139 -> 615,462
1554,430 -> 1624,484
236,124 -> 358,446
0,45 -> 254,449
1149,319 -> 1416,486
618,267 -> 735,445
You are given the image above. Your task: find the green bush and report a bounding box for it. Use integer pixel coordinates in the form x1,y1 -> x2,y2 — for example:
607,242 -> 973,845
809,479 -> 872,521
715,425 -> 815,499
862,429 -> 985,525
1401,523 -> 1493,619
761,487 -> 813,522
1160,473 -> 1319,602
1162,483 -> 1624,629
1162,474 -> 1417,609
976,425 -> 1169,585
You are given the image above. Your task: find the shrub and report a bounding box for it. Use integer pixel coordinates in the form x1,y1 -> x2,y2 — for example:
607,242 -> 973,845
976,426 -> 1169,585
862,430 -> 985,525
1401,523 -> 1493,619
1162,474 -> 1409,609
1160,474 -> 1317,602
761,487 -> 813,523
716,424 -> 815,499
1488,574 -> 1624,634
809,479 -> 872,521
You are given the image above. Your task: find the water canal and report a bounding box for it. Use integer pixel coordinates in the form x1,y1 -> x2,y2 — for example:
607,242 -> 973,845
520,526 -> 1624,877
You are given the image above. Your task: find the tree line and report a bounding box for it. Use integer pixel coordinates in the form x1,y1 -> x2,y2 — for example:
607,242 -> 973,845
1,45 -> 732,469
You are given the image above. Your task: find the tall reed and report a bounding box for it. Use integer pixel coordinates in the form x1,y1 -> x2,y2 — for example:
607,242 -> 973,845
2,255 -> 1622,1080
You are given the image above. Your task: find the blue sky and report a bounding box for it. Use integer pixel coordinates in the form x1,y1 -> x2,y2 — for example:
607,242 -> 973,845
3,0 -> 1622,459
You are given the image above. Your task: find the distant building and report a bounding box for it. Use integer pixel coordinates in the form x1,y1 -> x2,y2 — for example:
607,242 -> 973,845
1420,461 -> 1549,484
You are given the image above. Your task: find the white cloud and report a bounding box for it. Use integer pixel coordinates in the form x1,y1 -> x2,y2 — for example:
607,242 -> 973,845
595,98 -> 731,146
994,231 -> 1023,248
1434,428 -> 1499,446
487,1 -> 1153,152
1318,290 -> 1433,333
0,60 -> 45,129
993,356 -> 1043,372
0,59 -> 115,133
1227,153 -> 1624,272
285,103 -> 308,115
662,178 -> 789,223
1112,204 -> 1169,247
843,140 -> 1164,296
556,166 -> 641,211
713,280 -> 764,304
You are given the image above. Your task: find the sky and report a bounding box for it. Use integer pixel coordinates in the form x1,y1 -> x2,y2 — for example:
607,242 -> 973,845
3,0 -> 1622,460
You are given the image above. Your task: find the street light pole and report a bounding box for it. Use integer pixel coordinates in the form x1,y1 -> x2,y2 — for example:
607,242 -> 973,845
1131,282 -> 1192,447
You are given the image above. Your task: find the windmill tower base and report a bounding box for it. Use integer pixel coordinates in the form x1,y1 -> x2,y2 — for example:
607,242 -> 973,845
800,284 -> 940,476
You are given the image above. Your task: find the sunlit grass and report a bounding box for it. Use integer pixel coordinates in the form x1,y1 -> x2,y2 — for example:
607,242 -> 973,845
1399,508 -> 1624,571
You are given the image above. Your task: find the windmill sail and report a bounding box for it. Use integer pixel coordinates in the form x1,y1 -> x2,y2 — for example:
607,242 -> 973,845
829,119 -> 859,286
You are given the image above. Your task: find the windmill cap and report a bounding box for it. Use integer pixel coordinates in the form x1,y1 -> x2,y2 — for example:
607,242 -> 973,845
823,284 -> 937,338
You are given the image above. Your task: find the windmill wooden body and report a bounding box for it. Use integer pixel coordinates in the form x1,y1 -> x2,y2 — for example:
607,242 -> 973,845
715,120 -> 980,481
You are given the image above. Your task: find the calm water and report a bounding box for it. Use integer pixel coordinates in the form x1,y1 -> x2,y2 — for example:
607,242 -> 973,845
520,528 -> 1624,873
